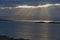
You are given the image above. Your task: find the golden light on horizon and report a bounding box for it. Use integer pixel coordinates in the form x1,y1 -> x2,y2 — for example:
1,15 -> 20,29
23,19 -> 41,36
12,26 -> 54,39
43,21 -> 52,23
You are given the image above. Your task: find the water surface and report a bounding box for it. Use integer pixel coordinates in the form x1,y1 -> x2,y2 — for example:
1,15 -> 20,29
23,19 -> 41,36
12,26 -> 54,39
0,21 -> 60,40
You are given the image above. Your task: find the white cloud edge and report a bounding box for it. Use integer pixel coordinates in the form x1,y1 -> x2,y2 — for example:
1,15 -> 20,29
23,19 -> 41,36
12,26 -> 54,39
0,3 -> 60,9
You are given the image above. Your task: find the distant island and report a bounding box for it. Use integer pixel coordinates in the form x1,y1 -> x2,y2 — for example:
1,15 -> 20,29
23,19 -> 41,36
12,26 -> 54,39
0,19 -> 12,21
0,19 -> 60,24
0,35 -> 29,40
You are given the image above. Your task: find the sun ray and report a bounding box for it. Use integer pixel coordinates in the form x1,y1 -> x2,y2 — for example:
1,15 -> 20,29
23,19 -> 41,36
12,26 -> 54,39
24,8 -> 38,20
20,8 -> 33,20
14,8 -> 26,15
40,7 -> 51,20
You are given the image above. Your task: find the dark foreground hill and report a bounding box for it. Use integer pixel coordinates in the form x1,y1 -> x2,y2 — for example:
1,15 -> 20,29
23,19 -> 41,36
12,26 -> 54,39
0,35 -> 29,40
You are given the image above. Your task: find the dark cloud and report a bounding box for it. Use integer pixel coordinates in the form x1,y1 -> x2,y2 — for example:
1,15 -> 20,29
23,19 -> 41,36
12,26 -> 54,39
0,0 -> 60,6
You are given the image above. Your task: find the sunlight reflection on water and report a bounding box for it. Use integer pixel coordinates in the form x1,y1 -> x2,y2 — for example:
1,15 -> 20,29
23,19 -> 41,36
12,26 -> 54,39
0,21 -> 60,40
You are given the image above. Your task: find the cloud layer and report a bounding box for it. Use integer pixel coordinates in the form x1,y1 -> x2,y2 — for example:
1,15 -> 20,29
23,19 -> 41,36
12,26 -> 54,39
0,0 -> 60,6
0,3 -> 60,21
0,4 -> 60,9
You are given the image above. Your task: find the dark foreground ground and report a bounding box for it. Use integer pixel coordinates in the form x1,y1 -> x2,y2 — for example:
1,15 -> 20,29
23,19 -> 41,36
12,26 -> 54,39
0,36 -> 29,40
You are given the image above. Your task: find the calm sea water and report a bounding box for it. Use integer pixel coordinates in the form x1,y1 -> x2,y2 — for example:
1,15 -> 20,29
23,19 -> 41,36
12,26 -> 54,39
0,21 -> 60,40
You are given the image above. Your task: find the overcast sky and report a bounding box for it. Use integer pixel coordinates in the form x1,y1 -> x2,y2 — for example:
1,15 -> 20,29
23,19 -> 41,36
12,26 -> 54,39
0,0 -> 60,21
0,0 -> 60,6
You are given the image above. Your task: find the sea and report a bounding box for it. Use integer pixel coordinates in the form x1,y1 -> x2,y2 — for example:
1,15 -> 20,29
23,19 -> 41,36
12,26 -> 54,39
0,21 -> 60,40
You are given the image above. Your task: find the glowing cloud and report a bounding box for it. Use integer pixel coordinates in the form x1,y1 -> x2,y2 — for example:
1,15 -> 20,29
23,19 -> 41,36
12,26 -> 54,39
15,5 -> 37,8
16,4 -> 60,8
0,3 -> 60,9
37,4 -> 53,7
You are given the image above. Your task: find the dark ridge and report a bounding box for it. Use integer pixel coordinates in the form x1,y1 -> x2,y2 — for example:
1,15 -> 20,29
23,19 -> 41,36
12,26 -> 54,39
49,22 -> 60,24
0,35 -> 29,40
34,22 -> 46,23
34,22 -> 60,24
0,19 -> 13,21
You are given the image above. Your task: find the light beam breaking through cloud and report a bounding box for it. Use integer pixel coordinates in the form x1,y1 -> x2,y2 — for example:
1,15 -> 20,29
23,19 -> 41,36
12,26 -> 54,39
0,3 -> 60,9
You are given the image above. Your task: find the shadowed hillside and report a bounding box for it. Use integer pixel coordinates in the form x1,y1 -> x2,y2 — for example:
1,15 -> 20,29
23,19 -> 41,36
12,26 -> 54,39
0,35 -> 29,40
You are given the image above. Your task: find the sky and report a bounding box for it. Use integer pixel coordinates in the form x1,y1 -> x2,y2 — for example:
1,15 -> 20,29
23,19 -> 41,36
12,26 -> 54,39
0,0 -> 60,21
0,0 -> 60,6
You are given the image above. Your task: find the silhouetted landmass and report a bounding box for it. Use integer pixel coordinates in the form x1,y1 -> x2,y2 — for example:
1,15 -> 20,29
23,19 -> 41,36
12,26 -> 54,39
34,22 -> 60,24
49,22 -> 60,24
0,35 -> 29,40
34,22 -> 46,23
0,19 -> 12,21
